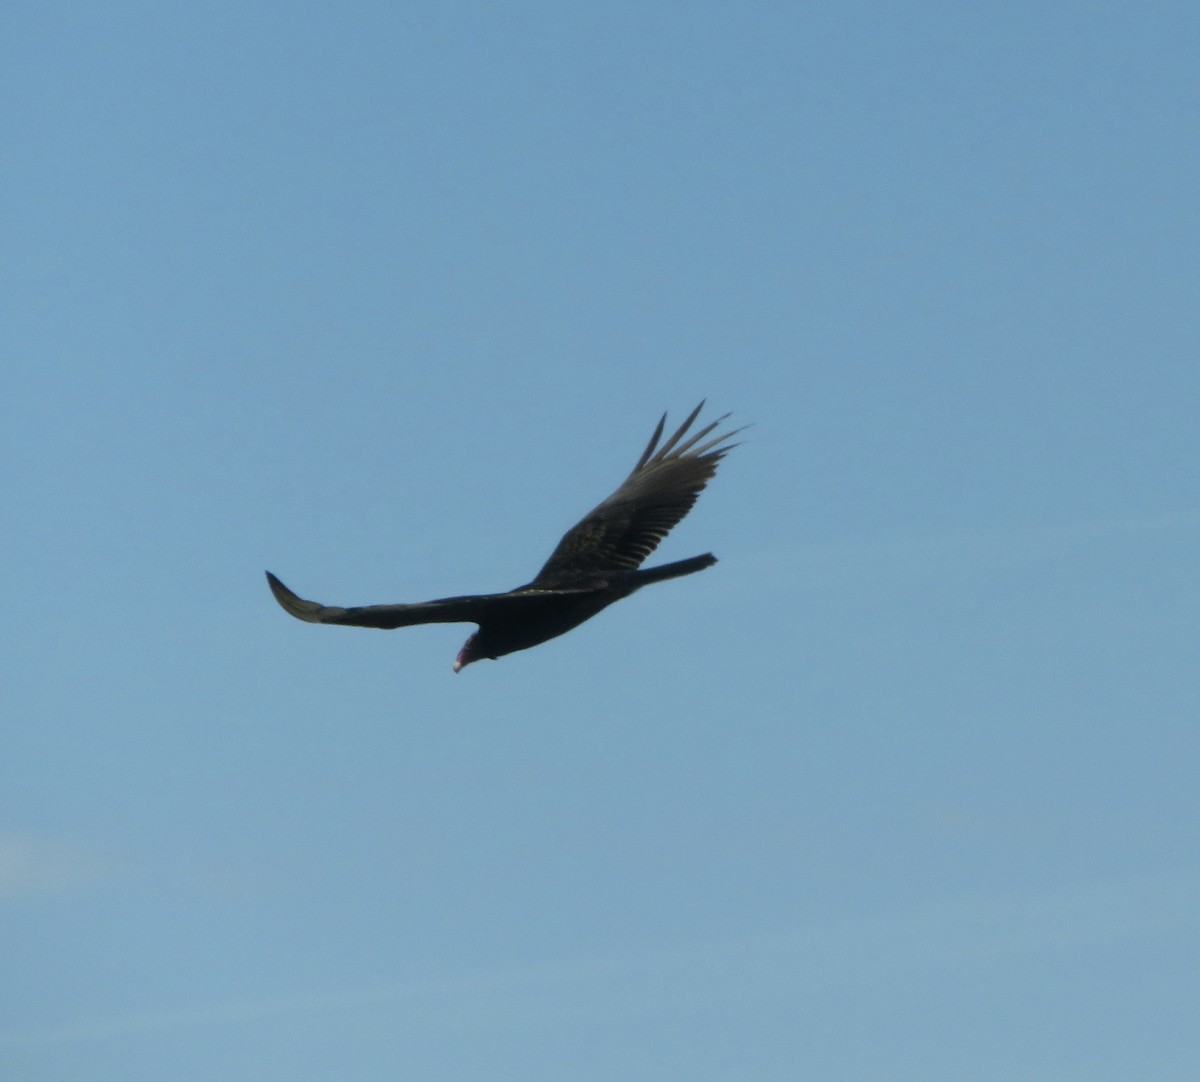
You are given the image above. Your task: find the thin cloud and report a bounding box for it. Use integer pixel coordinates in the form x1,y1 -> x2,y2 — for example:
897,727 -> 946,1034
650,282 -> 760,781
2,865 -> 1193,1049
0,832 -> 109,898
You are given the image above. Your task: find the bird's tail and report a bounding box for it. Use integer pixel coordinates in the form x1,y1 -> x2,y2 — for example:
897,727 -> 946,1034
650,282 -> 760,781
631,553 -> 717,587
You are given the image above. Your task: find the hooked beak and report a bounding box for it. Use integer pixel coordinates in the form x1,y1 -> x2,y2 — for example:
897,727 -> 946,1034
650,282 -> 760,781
454,633 -> 478,673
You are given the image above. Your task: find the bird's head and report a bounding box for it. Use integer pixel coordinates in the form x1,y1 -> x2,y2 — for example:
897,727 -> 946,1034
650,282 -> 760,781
453,632 -> 484,673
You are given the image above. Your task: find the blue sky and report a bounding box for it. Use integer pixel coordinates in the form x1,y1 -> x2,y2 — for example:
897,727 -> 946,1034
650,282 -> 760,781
3,2 -> 1198,1079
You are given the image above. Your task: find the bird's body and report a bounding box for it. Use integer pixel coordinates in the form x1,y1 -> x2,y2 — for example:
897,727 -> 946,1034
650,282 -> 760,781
266,402 -> 741,670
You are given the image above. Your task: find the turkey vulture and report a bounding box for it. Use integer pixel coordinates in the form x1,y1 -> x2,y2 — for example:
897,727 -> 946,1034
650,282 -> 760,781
266,401 -> 741,671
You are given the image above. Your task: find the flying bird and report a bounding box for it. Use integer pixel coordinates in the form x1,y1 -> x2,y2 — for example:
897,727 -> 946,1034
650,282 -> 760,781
266,402 -> 742,671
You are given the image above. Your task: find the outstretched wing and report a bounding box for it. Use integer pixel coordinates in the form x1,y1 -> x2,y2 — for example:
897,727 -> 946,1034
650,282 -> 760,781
531,402 -> 742,587
266,571 -> 499,629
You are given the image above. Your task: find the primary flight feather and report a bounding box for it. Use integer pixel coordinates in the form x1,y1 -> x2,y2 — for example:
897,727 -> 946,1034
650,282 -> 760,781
266,401 -> 742,671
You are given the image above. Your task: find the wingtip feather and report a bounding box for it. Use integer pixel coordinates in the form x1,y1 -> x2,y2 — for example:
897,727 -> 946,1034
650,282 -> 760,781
265,571 -> 329,623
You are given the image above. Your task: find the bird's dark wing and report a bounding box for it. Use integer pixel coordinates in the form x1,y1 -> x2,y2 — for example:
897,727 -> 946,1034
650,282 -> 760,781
530,402 -> 742,586
266,571 -> 501,629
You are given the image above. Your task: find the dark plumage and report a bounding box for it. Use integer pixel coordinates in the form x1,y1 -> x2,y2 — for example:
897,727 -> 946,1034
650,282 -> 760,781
266,402 -> 742,671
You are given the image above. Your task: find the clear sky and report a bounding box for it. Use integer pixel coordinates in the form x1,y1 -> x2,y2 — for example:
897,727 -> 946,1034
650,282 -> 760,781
3,2 -> 1198,1079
